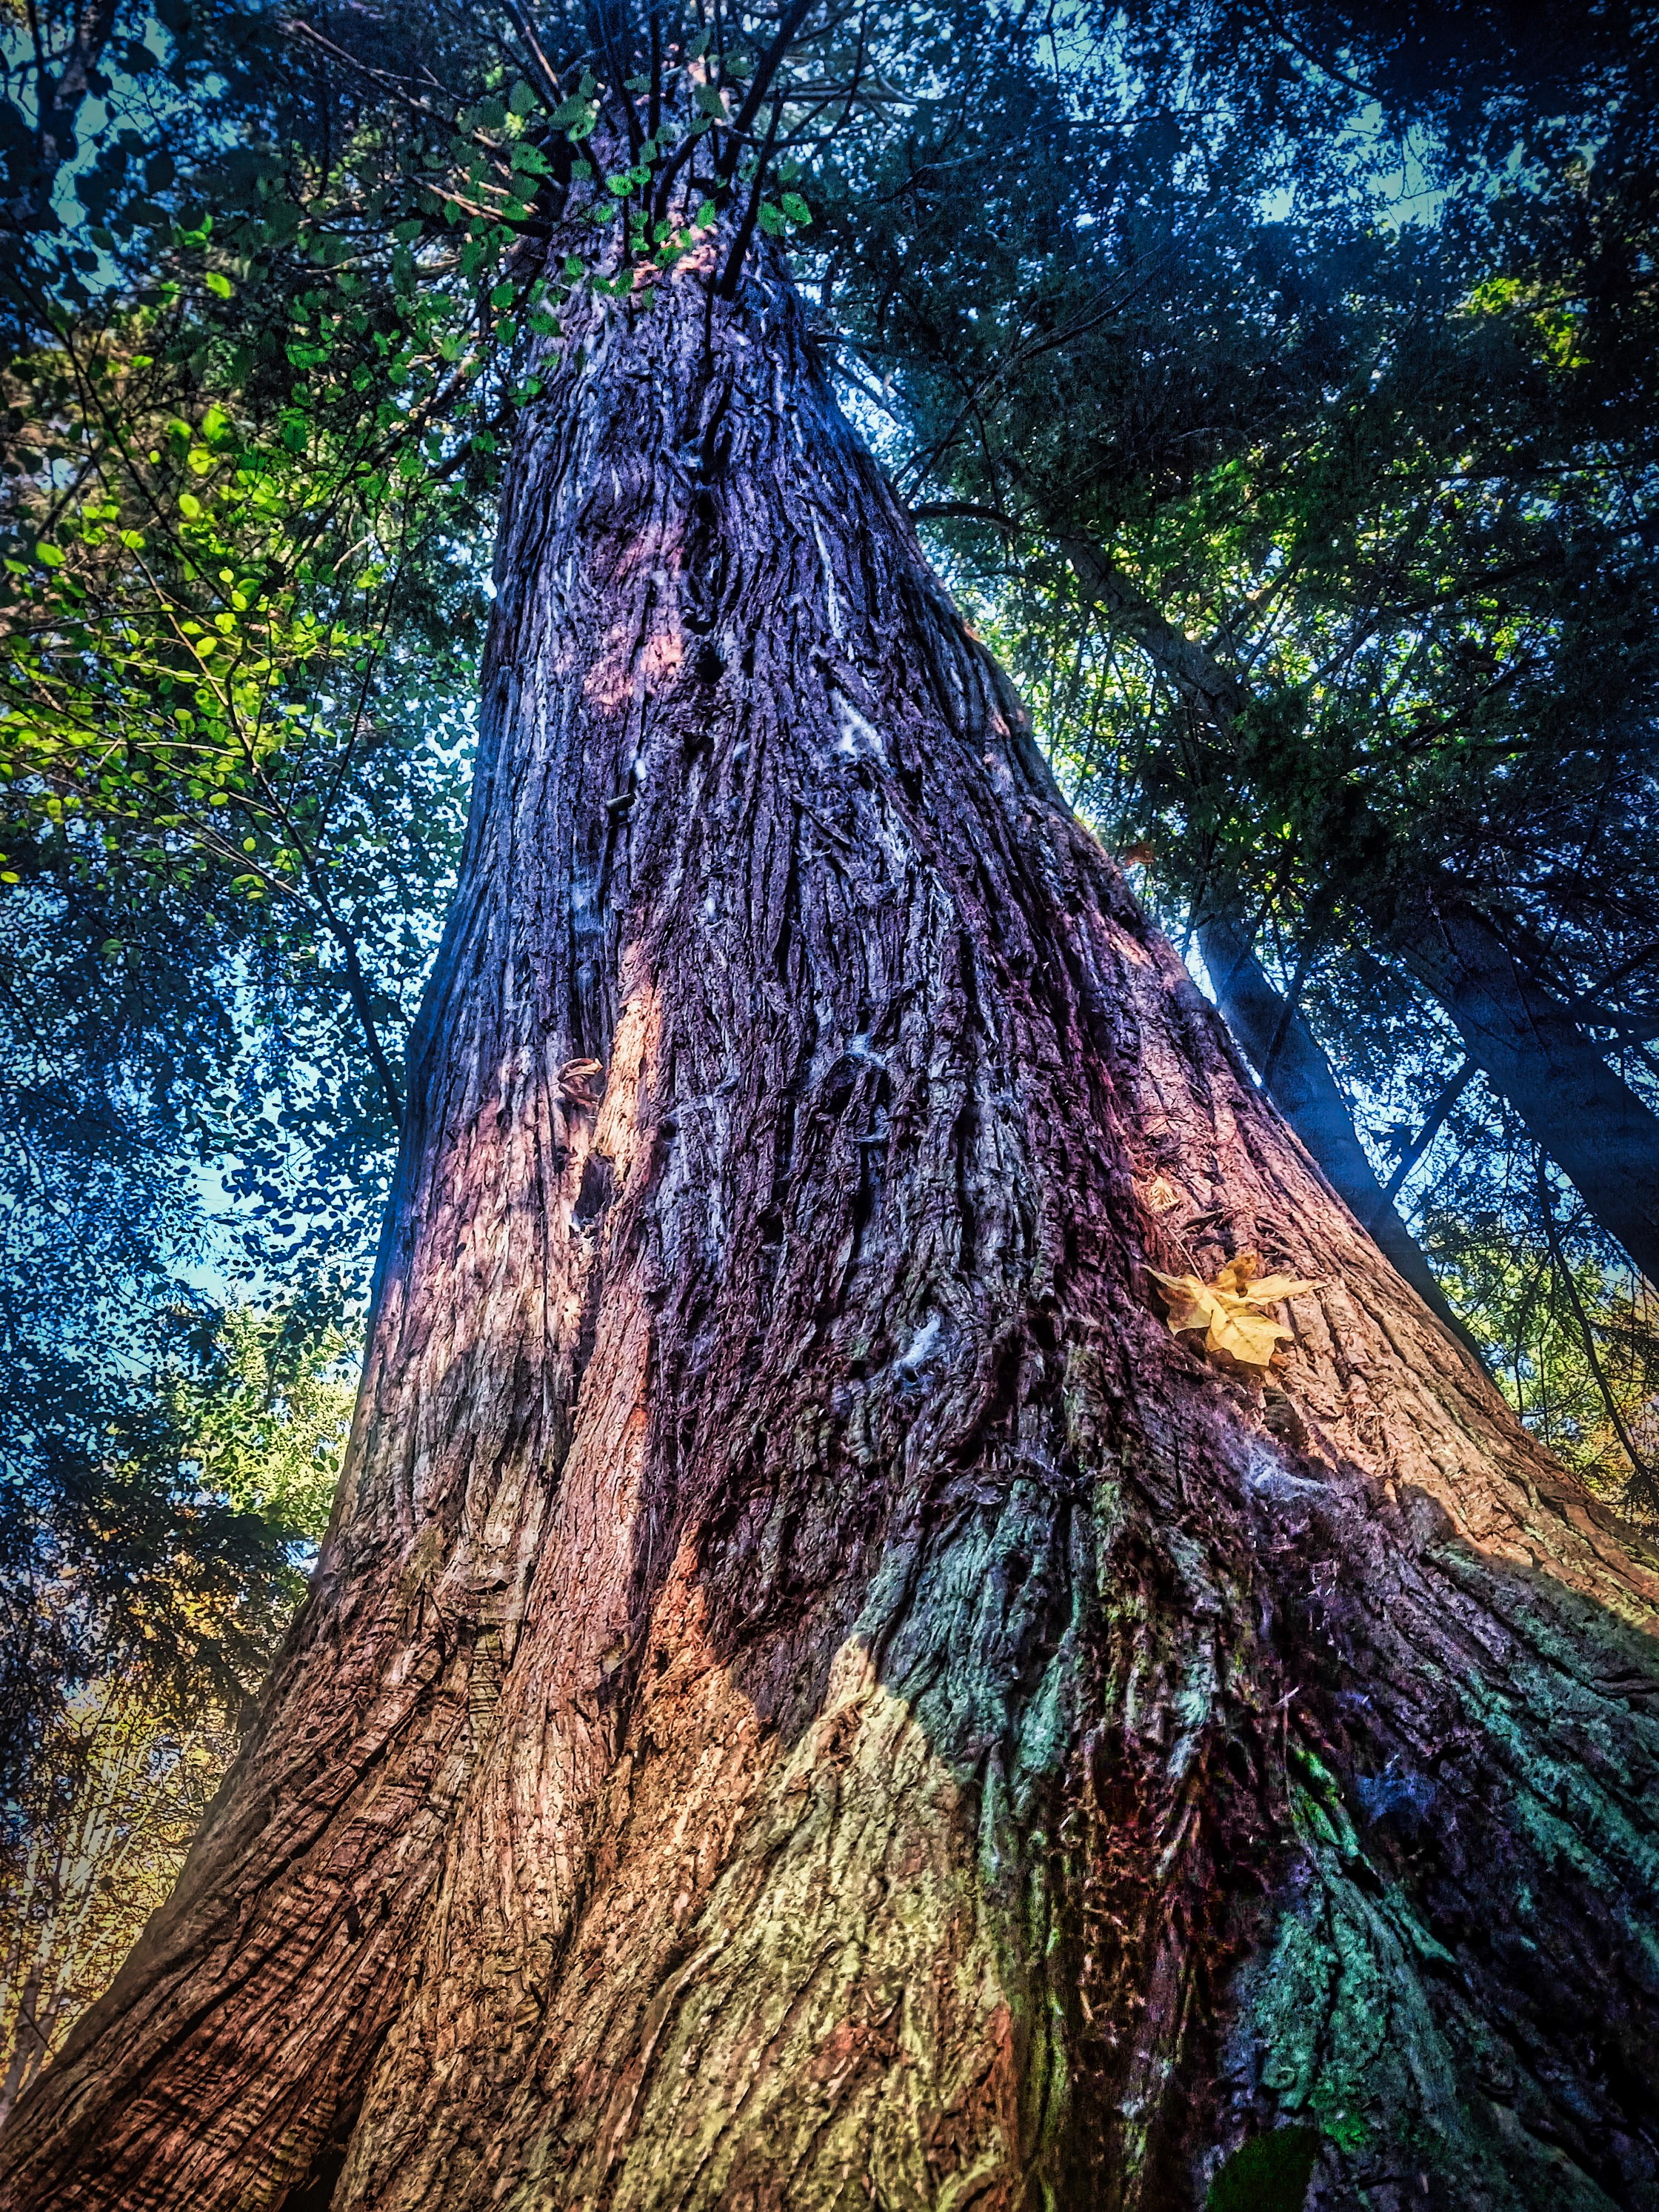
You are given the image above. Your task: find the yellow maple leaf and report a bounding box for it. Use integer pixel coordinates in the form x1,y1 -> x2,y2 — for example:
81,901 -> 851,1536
1147,1251 -> 1322,1373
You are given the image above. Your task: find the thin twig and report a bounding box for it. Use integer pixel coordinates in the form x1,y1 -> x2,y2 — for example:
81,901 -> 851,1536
499,0 -> 564,106
1369,1060 -> 1474,1224
1535,1149 -> 1654,1504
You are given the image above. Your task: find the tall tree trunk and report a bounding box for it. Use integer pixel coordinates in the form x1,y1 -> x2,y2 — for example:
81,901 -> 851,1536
1377,880 -> 1659,1281
1064,536 -> 1659,1287
4,240 -> 1659,2212
1194,910 -> 1483,1360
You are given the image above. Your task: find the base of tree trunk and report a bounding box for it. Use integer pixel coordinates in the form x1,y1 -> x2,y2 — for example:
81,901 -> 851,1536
3,241 -> 1658,2212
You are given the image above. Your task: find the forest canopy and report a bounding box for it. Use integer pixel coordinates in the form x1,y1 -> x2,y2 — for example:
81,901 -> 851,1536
2,0 -> 1657,2128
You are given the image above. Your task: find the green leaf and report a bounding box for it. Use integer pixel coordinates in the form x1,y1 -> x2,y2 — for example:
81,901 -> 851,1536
204,270 -> 234,298
36,543 -> 64,568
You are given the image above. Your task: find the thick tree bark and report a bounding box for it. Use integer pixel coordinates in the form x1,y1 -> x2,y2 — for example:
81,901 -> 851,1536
4,238 -> 1659,2212
1193,909 -> 1481,1357
1064,536 -> 1659,1288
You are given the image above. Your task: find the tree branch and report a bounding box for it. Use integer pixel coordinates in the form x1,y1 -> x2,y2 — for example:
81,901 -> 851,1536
499,0 -> 567,107
1535,1149 -> 1655,1510
1371,1061 -> 1474,1221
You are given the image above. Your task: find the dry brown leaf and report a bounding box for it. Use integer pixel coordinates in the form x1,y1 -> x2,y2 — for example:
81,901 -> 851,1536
1138,1172 -> 1183,1215
1148,1251 -> 1323,1373
558,1057 -> 606,1105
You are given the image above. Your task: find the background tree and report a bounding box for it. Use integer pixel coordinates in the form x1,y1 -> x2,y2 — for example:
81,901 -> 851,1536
0,0 -> 487,1848
0,1301 -> 352,2123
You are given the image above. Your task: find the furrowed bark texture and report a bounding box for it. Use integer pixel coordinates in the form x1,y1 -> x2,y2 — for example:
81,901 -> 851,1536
4,242 -> 1659,2212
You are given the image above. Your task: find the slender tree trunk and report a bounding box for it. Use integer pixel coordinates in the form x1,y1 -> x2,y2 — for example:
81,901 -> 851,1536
1193,909 -> 1482,1357
4,239 -> 1659,2212
1377,881 -> 1659,1282
1064,537 -> 1659,1286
